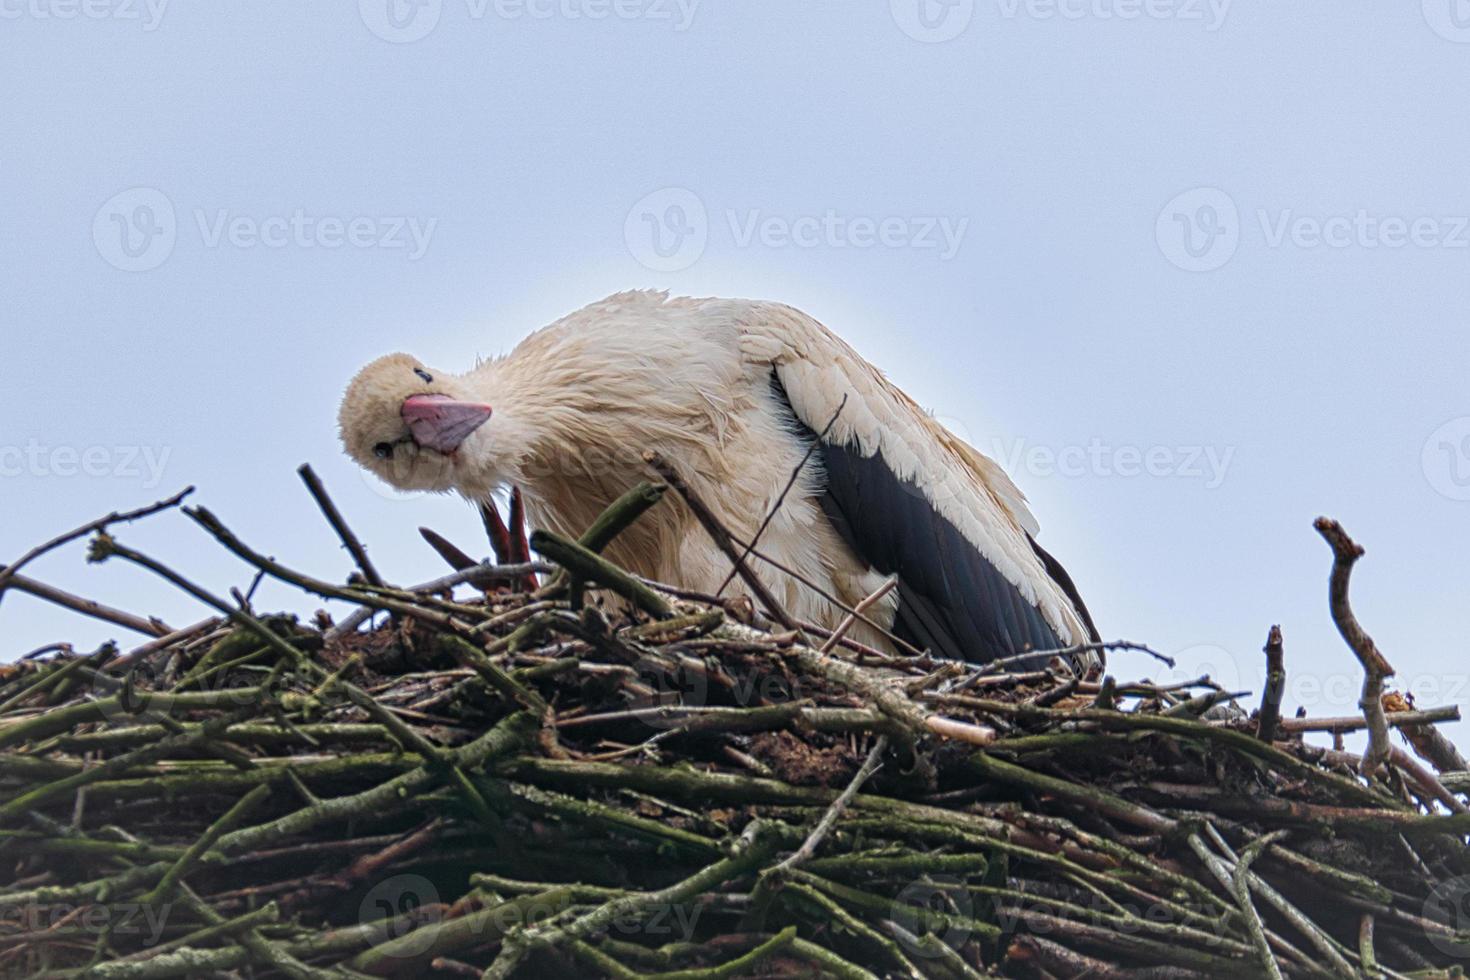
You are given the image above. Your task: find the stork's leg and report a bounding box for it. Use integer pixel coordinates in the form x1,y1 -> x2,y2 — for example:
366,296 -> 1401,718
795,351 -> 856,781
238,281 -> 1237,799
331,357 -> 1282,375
507,488 -> 539,592
478,500 -> 514,565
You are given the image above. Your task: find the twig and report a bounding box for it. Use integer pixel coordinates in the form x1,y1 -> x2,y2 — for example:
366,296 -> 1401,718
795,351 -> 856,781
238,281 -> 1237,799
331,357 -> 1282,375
645,451 -> 805,638
974,639 -> 1173,679
818,576 -> 896,654
1314,517 -> 1395,776
0,570 -> 171,637
297,464 -> 384,587
1274,705 -> 1459,734
1257,625 -> 1285,742
774,736 -> 887,873
716,394 -> 846,597
0,486 -> 194,608
529,529 -> 671,618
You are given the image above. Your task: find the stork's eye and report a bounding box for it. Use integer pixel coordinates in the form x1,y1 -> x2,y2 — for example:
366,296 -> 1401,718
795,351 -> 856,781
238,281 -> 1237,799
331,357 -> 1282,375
373,442 -> 394,459
414,368 -> 433,383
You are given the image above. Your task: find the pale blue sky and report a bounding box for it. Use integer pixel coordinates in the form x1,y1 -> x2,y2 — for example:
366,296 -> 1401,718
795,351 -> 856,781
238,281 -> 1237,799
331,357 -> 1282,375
3,2 -> 1469,748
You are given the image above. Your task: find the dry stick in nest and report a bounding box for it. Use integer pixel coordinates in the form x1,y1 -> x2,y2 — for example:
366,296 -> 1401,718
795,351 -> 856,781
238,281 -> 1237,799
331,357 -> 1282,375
1257,624 -> 1285,742
1274,704 -> 1459,734
0,485 -> 194,610
741,735 -> 890,937
774,734 -> 888,874
645,449 -> 807,640
715,392 -> 847,598
296,463 -> 384,588
528,529 -> 672,619
1314,517 -> 1395,777
819,575 -> 897,653
0,568 -> 171,638
84,532 -> 511,825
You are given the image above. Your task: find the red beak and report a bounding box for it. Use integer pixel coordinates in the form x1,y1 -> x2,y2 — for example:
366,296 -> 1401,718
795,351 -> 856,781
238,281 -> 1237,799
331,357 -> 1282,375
401,394 -> 493,454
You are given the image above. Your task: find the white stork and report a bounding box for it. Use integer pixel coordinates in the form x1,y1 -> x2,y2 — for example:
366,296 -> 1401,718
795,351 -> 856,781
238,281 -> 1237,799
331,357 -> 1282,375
338,291 -> 1099,671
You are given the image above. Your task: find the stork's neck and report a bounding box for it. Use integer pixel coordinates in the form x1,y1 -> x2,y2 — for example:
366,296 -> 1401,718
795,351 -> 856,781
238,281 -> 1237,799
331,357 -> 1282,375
462,357 -> 681,577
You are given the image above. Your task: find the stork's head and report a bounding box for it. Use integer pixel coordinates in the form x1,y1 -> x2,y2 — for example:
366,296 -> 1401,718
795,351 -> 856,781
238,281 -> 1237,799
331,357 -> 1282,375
338,353 -> 495,493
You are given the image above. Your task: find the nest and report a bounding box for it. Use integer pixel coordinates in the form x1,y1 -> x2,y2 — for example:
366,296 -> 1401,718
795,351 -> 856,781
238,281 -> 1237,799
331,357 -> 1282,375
1,471 -> 1468,979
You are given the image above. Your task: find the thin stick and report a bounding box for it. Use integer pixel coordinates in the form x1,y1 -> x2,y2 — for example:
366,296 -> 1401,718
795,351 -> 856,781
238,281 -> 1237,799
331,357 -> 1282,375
1275,705 -> 1459,734
297,464 -> 384,587
0,486 -> 193,608
716,394 -> 846,597
774,736 -> 887,874
819,576 -> 897,654
646,451 -> 805,639
0,570 -> 170,637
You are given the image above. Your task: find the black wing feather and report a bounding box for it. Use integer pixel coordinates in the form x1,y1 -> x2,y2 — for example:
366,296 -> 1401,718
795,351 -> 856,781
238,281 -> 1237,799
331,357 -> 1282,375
773,374 -> 1095,669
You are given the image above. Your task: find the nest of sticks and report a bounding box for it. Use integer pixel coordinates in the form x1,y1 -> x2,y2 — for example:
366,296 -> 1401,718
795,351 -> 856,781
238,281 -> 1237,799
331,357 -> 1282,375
1,465 -> 1468,979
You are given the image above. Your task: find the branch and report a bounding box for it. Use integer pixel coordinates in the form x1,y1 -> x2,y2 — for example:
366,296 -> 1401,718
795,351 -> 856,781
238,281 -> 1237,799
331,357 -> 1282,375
0,486 -> 194,608
1314,517 -> 1394,776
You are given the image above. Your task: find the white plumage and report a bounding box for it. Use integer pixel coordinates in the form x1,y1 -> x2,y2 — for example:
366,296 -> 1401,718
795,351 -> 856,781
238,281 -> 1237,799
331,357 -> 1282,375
339,291 -> 1098,669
